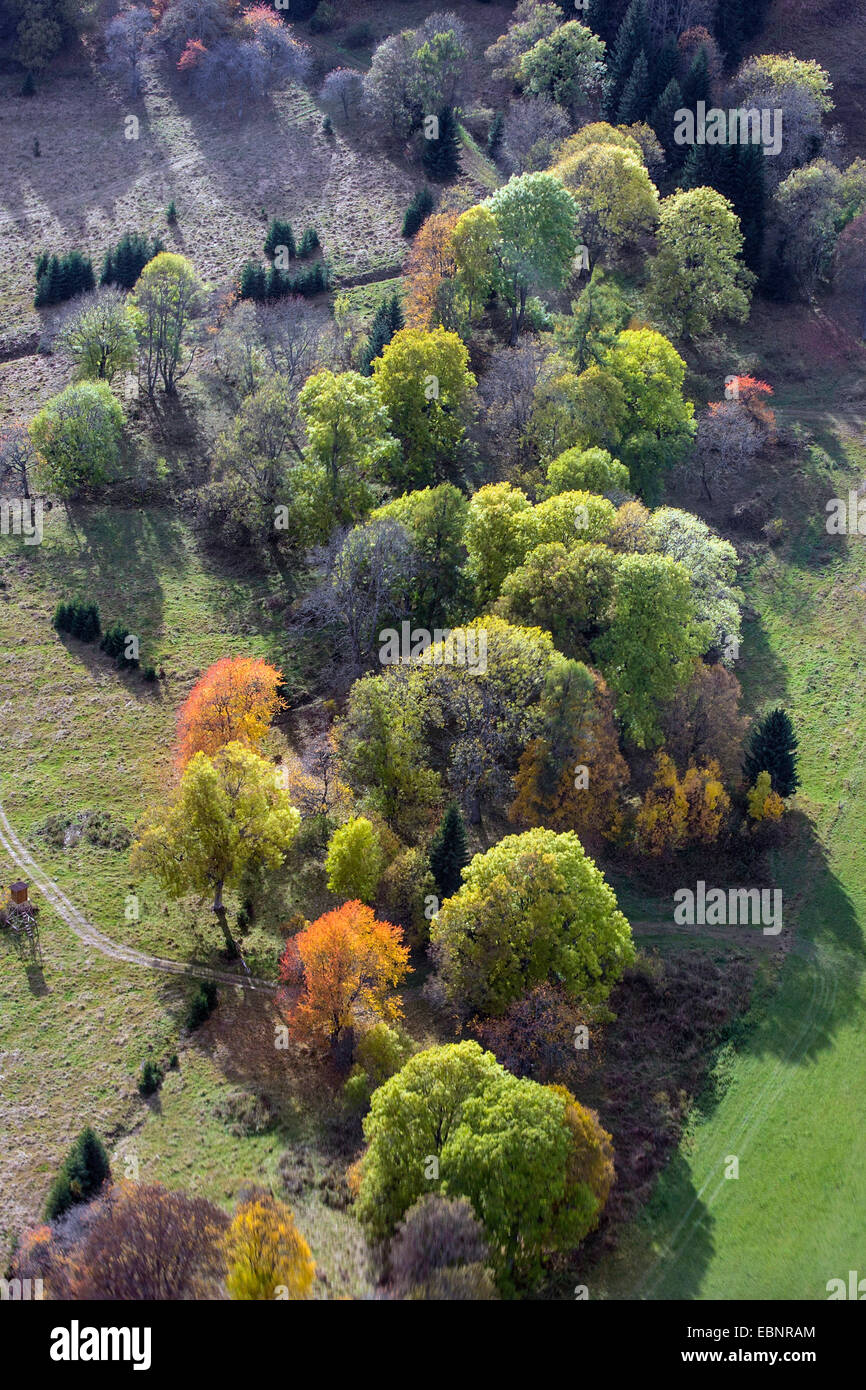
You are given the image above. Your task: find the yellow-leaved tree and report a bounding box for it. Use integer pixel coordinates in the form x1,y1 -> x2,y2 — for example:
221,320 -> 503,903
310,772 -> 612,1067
225,1194 -> 315,1300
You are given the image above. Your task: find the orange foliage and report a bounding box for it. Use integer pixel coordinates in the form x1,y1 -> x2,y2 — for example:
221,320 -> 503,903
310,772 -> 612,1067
280,901 -> 409,1049
177,38 -> 207,72
176,656 -> 285,769
405,211 -> 459,329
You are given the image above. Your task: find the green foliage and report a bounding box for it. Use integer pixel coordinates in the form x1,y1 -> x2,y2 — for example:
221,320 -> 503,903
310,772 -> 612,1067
264,218 -> 296,259
649,187 -> 753,340
325,816 -> 386,904
358,292 -> 405,378
616,48 -> 651,125
100,232 -> 165,290
34,249 -> 95,307
500,540 -> 618,661
429,802 -> 469,901
56,291 -> 137,383
44,1126 -> 111,1221
403,187 -> 435,238
297,368 -> 399,532
186,980 -> 219,1031
545,447 -> 630,496
139,1058 -> 163,1095
30,381 -> 123,496
744,707 -> 800,798
238,259 -> 330,301
646,507 -> 742,659
53,598 -> 101,643
601,328 -> 695,501
370,482 -> 468,628
372,327 -> 476,490
430,827 -> 634,1015
486,172 -> 578,341
517,19 -> 606,116
100,621 -> 140,670
297,227 -> 320,258
422,106 -> 462,182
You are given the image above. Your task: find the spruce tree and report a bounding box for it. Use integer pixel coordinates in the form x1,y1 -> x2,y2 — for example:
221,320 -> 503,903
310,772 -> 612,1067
652,78 -> 686,164
732,142 -> 766,272
386,292 -> 405,334
429,802 -> 470,902
44,1126 -> 111,1220
422,106 -> 461,182
604,0 -> 650,118
651,35 -> 679,105
681,46 -> 711,111
744,708 -> 800,798
616,49 -> 651,126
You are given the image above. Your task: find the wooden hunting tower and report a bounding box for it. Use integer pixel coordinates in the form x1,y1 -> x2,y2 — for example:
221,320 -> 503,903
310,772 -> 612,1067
9,881 -> 28,905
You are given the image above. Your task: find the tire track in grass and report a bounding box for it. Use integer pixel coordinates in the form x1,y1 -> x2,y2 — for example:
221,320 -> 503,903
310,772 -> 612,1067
0,800 -> 275,993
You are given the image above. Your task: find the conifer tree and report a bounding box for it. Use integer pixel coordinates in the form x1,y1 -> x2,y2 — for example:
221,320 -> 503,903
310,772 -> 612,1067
616,49 -> 651,125
422,107 -> 462,182
604,0 -> 650,119
44,1126 -> 111,1220
744,707 -> 800,798
429,802 -> 470,902
652,77 -> 685,164
681,46 -> 711,111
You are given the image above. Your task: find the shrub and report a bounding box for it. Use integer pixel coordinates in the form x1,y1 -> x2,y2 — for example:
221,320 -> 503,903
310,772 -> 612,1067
389,1194 -> 493,1299
487,110 -> 503,157
186,980 -> 218,1031
34,250 -> 95,308
44,1126 -> 111,1220
166,200 -> 178,224
138,1058 -> 163,1096
53,599 -> 101,643
264,217 -> 296,260
100,621 -> 140,670
100,232 -> 165,290
238,259 -> 330,301
297,227 -> 320,258
402,187 -> 434,238
322,113 -> 333,134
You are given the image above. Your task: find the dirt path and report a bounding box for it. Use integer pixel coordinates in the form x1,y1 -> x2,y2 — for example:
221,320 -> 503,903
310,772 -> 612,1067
0,800 -> 275,992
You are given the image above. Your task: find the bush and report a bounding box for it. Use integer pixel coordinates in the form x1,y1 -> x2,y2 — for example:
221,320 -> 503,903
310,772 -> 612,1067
44,1126 -> 111,1220
344,21 -> 373,48
402,187 -> 434,238
100,621 -> 140,670
238,259 -> 330,302
166,200 -> 178,224
264,217 -> 296,260
486,110 -> 504,157
142,664 -> 157,682
21,71 -> 36,97
186,980 -> 218,1031
53,599 -> 101,643
34,250 -> 95,308
322,113 -> 333,135
138,1058 -> 163,1096
36,809 -> 130,852
100,232 -> 165,290
389,1195 -> 493,1299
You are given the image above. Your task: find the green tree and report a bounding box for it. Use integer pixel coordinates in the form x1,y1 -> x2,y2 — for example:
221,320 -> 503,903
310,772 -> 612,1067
297,369 -> 399,533
518,20 -> 606,118
430,827 -> 634,1015
30,380 -> 123,497
651,77 -> 685,164
325,815 -> 386,904
601,327 -> 695,501
603,0 -> 649,118
371,483 -> 469,629
463,482 -> 533,608
593,551 -> 708,747
553,267 -> 632,373
500,540 -> 618,661
616,48 -> 650,125
422,105 -> 462,181
544,446 -> 630,496
429,801 -> 469,901
487,173 -> 578,343
649,187 -> 753,340
646,507 -> 742,659
335,672 -> 442,838
56,290 -> 137,382
131,741 -> 300,955
372,327 -> 476,490
744,707 -> 800,798
680,44 -> 710,110
451,203 -> 500,323
130,251 -> 204,395
554,142 -> 659,258
44,1126 -> 111,1220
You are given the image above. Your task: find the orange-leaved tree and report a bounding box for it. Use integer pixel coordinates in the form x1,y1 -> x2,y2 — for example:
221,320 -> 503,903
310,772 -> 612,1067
280,901 -> 409,1052
176,655 -> 285,769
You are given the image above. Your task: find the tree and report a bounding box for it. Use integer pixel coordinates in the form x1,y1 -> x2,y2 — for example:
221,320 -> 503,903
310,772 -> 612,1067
55,288 -> 137,383
371,483 -> 469,629
214,375 -> 304,536
280,901 -> 409,1051
463,482 -> 533,608
325,816 -> 386,904
744,707 -> 800,798
733,54 -> 833,180
517,20 -> 606,119
651,76 -> 685,163
500,542 -> 618,663
319,66 -> 363,122
372,326 -> 476,489
593,552 -> 708,747
451,203 -> 500,325
774,160 -> 866,294
315,517 -> 416,671
63,1181 -> 229,1300
485,0 -> 560,84
131,742 -> 300,952
158,0 -> 235,56
616,48 -> 651,125
646,507 -> 742,659
487,173 -> 578,344
545,446 -> 630,496
530,359 -> 627,462
679,43 -> 709,110
429,801 -> 469,901
601,328 -> 695,500
29,381 -> 123,497
554,267 -> 633,374
105,5 -> 152,97
0,422 -> 37,498
634,752 -> 730,855
421,105 -> 461,182
297,368 -> 399,532
225,1193 -> 315,1300
502,95 -> 570,175
130,251 -> 204,395
430,827 -> 633,1016
604,0 -> 649,119
356,1041 -> 614,1288
389,1195 -> 495,1300
658,663 -> 749,785
44,1127 -> 110,1220
649,188 -> 753,340
554,141 -> 659,258
176,656 -> 285,768
747,770 -> 785,823
404,210 -> 459,332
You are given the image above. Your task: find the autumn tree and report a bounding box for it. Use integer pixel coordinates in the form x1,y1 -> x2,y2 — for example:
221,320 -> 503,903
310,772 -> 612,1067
430,828 -> 633,1016
545,446 -> 630,497
658,663 -> 749,785
388,1195 -> 496,1301
517,20 -> 606,119
747,770 -> 785,823
64,1181 -> 229,1300
55,288 -> 137,383
105,5 -> 153,97
372,326 -> 476,489
130,251 -> 204,395
485,1 -> 560,85
176,656 -> 285,768
554,142 -> 659,258
600,327 -> 695,501
325,815 -> 386,904
297,368 -> 399,533
131,742 -> 300,953
370,483 -> 469,629
502,95 -> 570,174
404,210 -> 460,331
649,188 -> 753,340
225,1192 -> 315,1300
281,901 -> 409,1053
634,752 -> 730,855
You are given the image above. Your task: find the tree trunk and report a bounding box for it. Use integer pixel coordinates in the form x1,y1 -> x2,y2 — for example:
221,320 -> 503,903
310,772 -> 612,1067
212,881 -> 238,958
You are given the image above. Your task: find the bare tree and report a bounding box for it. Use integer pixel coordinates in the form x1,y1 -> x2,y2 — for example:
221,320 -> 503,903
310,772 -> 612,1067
477,338 -> 549,476
0,423 -> 36,498
502,95 -> 570,174
319,67 -> 364,123
307,518 -> 417,673
694,400 -> 764,501
105,5 -> 153,98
